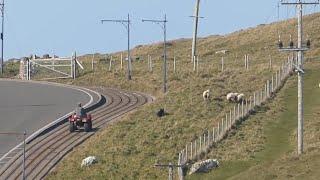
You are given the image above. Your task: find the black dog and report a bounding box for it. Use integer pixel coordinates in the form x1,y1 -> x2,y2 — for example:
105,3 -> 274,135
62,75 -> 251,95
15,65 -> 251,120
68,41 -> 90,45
157,108 -> 165,117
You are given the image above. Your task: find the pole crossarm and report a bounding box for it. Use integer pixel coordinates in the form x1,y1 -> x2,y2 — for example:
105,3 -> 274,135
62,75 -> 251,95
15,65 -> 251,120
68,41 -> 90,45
279,47 -> 309,51
281,2 -> 319,5
142,19 -> 167,30
101,19 -> 130,29
189,15 -> 204,18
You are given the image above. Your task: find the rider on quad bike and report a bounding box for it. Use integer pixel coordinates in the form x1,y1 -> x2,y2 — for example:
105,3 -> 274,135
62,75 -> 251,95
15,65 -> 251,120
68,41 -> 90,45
75,102 -> 86,117
69,102 -> 92,132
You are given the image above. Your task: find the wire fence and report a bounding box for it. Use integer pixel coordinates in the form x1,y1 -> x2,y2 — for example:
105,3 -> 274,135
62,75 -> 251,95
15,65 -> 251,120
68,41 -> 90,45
177,57 -> 296,178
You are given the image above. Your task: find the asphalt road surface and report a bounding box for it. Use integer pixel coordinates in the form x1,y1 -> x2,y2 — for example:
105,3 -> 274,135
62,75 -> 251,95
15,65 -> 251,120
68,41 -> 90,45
0,80 -> 91,157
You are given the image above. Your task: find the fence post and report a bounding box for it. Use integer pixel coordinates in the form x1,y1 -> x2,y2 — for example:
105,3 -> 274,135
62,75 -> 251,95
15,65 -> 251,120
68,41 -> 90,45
150,56 -> 153,72
190,142 -> 193,160
244,54 -> 247,70
246,54 -> 249,70
233,106 -> 236,124
264,84 -> 267,101
221,57 -> 224,72
241,101 -> 244,118
267,80 -> 270,98
269,55 -> 272,69
223,118 -> 227,134
237,103 -> 240,120
109,56 -> 112,72
259,90 -> 262,106
147,55 -> 150,71
217,122 -> 220,140
207,130 -> 210,147
213,127 -> 215,143
120,53 -> 123,70
185,145 -> 188,162
174,56 -> 176,73
225,114 -> 228,132
199,136 -> 202,154
229,110 -> 232,129
249,96 -> 252,112
203,133 -> 206,152
194,140 -> 197,159
91,54 -> 95,71
245,99 -> 249,115
271,75 -> 274,93
178,153 -> 184,180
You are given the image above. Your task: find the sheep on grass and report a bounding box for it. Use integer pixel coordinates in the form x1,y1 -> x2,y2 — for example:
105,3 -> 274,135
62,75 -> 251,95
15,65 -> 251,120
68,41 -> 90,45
227,92 -> 237,102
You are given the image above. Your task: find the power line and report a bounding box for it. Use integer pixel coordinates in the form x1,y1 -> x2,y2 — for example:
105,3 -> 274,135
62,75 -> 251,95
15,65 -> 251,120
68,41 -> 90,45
142,15 -> 168,93
101,14 -> 132,80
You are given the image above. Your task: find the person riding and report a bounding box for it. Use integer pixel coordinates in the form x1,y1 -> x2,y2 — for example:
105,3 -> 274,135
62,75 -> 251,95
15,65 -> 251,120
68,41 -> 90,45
75,102 -> 86,117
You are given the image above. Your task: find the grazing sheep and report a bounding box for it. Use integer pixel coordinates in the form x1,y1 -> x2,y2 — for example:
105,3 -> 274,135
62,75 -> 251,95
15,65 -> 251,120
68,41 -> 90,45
236,93 -> 245,102
203,90 -> 210,101
226,93 -> 237,102
81,156 -> 97,167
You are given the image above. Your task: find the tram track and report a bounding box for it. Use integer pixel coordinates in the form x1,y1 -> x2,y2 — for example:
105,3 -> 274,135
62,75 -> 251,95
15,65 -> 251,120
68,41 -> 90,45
0,87 -> 152,180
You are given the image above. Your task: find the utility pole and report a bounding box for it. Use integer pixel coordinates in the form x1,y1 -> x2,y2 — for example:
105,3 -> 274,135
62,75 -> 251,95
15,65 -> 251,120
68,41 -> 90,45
190,0 -> 203,63
0,0 -> 4,75
278,0 -> 319,155
142,15 -> 168,93
101,14 -> 132,80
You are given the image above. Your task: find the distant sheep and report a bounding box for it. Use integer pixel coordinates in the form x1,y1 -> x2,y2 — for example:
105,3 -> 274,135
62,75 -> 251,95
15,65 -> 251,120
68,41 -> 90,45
227,93 -> 237,102
227,92 -> 245,103
203,90 -> 210,101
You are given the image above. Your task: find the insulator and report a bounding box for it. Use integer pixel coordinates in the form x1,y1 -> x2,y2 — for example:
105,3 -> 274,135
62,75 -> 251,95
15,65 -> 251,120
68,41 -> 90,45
289,41 -> 294,48
278,41 -> 283,49
306,39 -> 311,48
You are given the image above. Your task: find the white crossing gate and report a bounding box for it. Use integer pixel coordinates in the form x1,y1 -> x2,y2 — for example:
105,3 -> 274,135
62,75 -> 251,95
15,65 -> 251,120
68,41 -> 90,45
19,52 -> 83,80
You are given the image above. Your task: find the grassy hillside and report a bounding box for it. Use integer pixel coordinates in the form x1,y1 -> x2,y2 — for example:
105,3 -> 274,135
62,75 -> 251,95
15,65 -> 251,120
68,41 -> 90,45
47,13 -> 320,179
190,61 -> 320,180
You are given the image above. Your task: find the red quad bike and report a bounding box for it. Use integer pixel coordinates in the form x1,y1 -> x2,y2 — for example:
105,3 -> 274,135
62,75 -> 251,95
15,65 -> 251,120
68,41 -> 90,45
68,114 -> 93,132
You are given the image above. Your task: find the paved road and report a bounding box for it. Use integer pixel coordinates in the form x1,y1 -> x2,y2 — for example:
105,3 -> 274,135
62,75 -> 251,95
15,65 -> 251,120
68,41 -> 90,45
0,80 -> 91,157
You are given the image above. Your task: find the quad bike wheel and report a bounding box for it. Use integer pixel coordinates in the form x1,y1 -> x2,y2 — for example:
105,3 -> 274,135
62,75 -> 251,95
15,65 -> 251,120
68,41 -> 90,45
84,122 -> 92,132
69,122 -> 76,132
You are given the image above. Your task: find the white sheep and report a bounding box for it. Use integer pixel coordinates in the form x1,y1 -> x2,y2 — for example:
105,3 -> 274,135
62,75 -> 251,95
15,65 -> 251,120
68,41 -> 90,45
236,93 -> 245,102
81,156 -> 97,167
227,93 -> 237,102
203,89 -> 210,101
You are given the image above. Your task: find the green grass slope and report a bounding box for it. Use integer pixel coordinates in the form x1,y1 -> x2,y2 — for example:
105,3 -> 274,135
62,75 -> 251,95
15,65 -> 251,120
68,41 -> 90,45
190,61 -> 320,180
47,13 -> 320,179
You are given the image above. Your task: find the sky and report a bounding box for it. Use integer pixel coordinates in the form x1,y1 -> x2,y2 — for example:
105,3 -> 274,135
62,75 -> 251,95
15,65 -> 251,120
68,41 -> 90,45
3,0 -> 320,60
